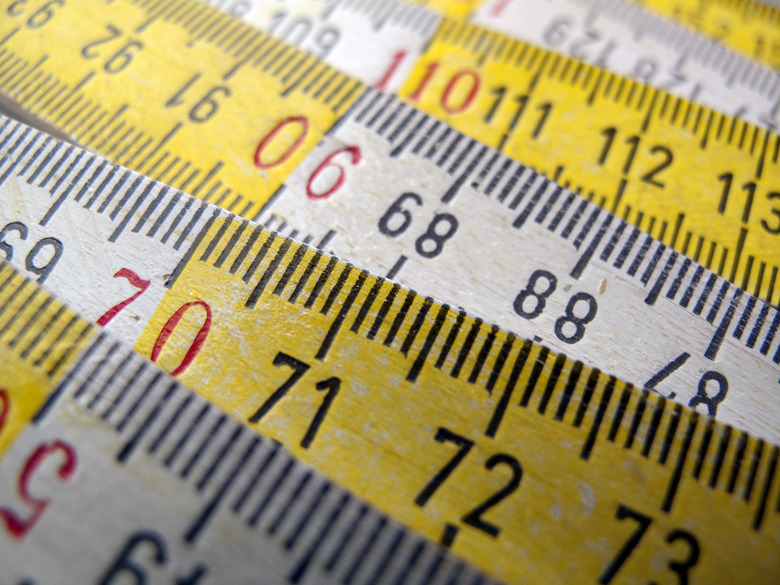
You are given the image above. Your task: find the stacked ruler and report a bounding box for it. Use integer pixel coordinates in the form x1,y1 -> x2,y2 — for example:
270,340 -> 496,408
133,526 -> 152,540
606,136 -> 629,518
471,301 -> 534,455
0,0 -> 778,582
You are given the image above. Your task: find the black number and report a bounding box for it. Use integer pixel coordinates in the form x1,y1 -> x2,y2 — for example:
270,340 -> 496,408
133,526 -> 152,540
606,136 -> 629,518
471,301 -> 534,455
7,0 -> 64,28
166,74 -> 232,123
665,529 -> 700,585
0,221 -> 27,261
598,127 -> 673,188
0,222 -> 62,284
599,505 -> 652,584
532,102 -> 553,139
461,453 -> 522,537
484,86 -> 506,123
378,192 -> 422,237
641,145 -> 674,188
554,291 -> 598,344
761,191 -> 780,234
81,25 -> 144,74
267,11 -> 341,58
717,172 -> 756,222
414,428 -> 474,507
300,377 -> 340,449
414,213 -> 459,259
247,352 -> 340,448
688,370 -> 728,417
600,504 -> 701,585
542,18 -> 571,47
513,269 -> 557,319
416,428 -> 522,539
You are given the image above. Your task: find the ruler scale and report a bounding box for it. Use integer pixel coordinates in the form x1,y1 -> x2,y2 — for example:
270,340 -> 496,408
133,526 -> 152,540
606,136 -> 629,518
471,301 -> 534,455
222,0 -> 780,130
3,85 -> 780,441
1,0 -> 778,306
627,0 -> 780,72
0,262 -> 499,585
0,162 -> 779,582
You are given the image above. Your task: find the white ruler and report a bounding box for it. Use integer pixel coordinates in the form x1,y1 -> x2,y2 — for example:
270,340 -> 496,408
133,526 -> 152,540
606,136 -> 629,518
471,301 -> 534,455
202,0 -> 780,130
1,112 -> 778,443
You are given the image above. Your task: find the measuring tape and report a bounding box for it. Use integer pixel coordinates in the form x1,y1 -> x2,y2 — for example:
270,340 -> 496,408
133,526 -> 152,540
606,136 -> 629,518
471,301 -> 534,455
0,134 -> 778,584
0,263 -> 499,585
627,0 -> 780,72
1,0 -> 778,306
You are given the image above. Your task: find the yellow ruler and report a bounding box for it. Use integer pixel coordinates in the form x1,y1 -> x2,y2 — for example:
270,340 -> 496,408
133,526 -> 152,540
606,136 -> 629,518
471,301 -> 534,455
629,0 -> 780,72
0,262 -> 499,584
0,217 -> 778,583
1,0 -> 778,304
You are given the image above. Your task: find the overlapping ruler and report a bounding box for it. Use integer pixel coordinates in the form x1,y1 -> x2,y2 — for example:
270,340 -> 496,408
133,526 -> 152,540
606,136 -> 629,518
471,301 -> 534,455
629,0 -> 780,72
0,0 -> 778,304
0,121 -> 778,583
222,0 -> 780,129
0,260 -> 501,585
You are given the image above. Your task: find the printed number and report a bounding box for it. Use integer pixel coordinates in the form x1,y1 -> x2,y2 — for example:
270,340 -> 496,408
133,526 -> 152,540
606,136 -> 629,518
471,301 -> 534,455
688,371 -> 728,417
554,292 -> 598,344
247,352 -> 340,449
254,117 -> 309,169
150,301 -> 212,377
267,11 -> 340,59
98,529 -> 208,584
484,91 -> 553,139
165,74 -> 232,124
375,50 -> 408,92
415,427 -> 522,538
0,440 -> 77,539
7,0 -> 64,28
513,270 -> 598,344
598,127 -> 674,188
306,146 -> 362,200
717,172 -> 780,234
81,25 -> 144,74
378,193 -> 459,259
645,353 -> 730,416
600,504 -> 700,585
96,268 -> 150,327
513,269 -> 556,319
0,221 -> 63,284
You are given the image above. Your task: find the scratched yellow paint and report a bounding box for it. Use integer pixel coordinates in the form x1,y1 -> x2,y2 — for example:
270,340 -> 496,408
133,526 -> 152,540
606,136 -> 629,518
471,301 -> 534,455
631,0 -> 780,71
0,267 -> 94,458
134,219 -> 780,584
1,0 -> 361,216
401,22 -> 780,302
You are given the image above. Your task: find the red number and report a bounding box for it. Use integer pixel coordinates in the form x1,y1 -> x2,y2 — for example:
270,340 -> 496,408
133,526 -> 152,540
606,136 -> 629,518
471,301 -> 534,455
491,0 -> 511,16
441,70 -> 480,114
150,300 -> 212,377
408,61 -> 440,102
375,50 -> 408,92
306,146 -> 362,200
96,268 -> 151,327
0,440 -> 77,539
254,116 -> 309,169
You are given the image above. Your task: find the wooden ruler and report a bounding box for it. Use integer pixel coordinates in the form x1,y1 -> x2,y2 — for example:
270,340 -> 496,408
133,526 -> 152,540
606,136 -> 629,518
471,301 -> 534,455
0,0 -> 777,303
0,150 -> 778,581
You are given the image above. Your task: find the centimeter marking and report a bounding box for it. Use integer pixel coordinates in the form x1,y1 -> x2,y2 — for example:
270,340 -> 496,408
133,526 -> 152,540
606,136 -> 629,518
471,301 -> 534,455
3,81 -> 780,442
1,0 -> 778,305
0,174 -> 779,581
226,0 -> 780,129
0,265 -> 499,585
469,0 -> 780,129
